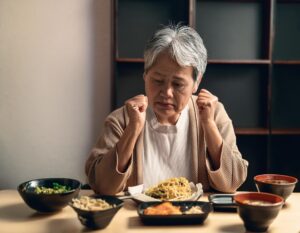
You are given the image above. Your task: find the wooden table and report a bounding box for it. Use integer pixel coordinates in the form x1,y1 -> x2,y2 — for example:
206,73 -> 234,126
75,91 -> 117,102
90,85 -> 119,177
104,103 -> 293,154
0,190 -> 299,233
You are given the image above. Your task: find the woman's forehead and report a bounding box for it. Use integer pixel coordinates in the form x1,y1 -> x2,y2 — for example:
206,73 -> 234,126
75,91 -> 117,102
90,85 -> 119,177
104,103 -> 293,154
148,63 -> 193,80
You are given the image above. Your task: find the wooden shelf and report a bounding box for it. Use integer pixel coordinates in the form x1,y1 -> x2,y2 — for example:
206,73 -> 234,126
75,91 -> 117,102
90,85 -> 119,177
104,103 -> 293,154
235,128 -> 269,135
208,60 -> 270,65
236,128 -> 300,135
116,58 -> 272,64
271,129 -> 300,135
273,60 -> 300,65
116,58 -> 144,63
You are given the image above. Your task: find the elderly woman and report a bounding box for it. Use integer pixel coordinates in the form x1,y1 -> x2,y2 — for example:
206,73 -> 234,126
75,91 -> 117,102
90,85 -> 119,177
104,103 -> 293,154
85,24 -> 248,195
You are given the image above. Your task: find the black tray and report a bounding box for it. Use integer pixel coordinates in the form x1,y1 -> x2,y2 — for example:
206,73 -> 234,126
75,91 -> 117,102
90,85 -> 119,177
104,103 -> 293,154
208,194 -> 237,212
137,201 -> 212,225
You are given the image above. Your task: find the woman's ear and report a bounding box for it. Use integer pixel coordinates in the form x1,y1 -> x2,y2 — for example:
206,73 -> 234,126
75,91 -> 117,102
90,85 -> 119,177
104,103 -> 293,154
192,75 -> 202,93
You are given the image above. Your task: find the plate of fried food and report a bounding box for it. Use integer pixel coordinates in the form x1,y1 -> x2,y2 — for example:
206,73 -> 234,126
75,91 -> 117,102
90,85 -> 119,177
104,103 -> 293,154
137,201 -> 212,225
127,177 -> 203,203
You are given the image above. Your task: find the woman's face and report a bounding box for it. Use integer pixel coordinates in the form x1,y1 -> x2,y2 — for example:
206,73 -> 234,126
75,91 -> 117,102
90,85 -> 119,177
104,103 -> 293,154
144,52 -> 199,125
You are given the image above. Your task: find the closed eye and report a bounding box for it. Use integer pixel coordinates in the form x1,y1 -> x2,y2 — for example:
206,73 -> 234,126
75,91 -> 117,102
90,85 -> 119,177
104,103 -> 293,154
173,82 -> 185,89
153,78 -> 164,85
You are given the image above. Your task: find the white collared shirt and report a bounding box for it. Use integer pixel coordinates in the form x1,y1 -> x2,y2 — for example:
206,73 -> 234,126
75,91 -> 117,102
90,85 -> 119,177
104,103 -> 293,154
143,105 -> 193,189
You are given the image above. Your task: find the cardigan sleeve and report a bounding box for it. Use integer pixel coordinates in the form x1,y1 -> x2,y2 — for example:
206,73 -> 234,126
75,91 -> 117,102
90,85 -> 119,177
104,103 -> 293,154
85,108 -> 134,195
205,103 -> 249,193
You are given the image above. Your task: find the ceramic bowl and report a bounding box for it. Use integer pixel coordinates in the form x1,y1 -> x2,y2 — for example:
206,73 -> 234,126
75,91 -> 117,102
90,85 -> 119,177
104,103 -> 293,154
70,195 -> 124,229
18,178 -> 81,212
234,192 -> 284,232
254,174 -> 298,201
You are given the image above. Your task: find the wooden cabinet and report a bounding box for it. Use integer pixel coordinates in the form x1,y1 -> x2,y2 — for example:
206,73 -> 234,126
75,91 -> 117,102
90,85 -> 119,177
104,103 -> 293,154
113,0 -> 300,191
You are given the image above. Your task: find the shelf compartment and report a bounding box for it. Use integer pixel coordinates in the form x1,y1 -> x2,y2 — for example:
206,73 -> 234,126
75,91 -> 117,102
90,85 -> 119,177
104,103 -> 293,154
116,0 -> 189,59
237,135 -> 268,191
114,63 -> 145,108
273,1 -> 300,60
270,135 -> 300,191
271,65 -> 300,128
195,0 -> 270,60
200,64 -> 268,128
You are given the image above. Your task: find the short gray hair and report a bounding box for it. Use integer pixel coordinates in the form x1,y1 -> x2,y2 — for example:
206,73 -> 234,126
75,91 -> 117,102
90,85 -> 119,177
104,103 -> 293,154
144,24 -> 207,82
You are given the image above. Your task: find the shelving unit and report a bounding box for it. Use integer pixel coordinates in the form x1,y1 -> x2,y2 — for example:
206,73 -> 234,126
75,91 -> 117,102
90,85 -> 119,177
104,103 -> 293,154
269,0 -> 300,188
113,0 -> 300,191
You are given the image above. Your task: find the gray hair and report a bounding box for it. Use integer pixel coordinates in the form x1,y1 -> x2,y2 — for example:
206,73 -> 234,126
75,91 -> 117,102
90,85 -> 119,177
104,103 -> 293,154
144,24 -> 207,82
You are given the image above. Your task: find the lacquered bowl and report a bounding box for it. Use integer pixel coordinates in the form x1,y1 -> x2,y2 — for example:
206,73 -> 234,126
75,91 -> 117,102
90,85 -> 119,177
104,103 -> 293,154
254,174 -> 298,201
234,192 -> 284,232
18,178 -> 81,212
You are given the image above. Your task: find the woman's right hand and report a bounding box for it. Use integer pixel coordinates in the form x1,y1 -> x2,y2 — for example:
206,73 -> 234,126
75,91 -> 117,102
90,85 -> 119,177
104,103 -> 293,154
125,95 -> 148,133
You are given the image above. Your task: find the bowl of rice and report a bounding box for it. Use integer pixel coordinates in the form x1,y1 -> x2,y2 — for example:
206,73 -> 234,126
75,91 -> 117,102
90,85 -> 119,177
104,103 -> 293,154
69,195 -> 124,229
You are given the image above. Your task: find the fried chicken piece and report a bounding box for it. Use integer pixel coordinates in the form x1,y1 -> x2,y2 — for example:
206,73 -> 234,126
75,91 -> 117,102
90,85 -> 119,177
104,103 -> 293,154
144,202 -> 181,215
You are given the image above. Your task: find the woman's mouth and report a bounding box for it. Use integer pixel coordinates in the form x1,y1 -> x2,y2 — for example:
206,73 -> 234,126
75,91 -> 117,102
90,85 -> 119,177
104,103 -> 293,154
155,102 -> 175,110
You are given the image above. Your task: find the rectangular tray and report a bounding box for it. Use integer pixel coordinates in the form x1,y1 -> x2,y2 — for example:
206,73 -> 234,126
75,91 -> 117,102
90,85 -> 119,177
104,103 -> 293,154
208,194 -> 237,212
137,201 -> 212,225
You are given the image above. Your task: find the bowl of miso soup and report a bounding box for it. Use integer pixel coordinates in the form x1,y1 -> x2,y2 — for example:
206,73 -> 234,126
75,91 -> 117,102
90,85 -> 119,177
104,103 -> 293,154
254,174 -> 298,201
234,192 -> 284,232
18,178 -> 81,212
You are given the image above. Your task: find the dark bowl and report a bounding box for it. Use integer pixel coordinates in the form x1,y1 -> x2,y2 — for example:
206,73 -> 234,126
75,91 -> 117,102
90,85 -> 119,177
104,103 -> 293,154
70,195 -> 124,229
137,201 -> 213,225
234,192 -> 284,232
18,178 -> 81,212
254,174 -> 298,201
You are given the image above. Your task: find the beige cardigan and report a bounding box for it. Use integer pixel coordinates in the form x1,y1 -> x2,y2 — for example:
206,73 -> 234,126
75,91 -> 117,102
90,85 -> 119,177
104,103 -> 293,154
85,96 -> 248,195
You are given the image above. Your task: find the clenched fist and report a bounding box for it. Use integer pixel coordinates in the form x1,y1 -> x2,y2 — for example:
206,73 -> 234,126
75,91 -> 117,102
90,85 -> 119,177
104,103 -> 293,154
125,95 -> 148,133
196,89 -> 218,125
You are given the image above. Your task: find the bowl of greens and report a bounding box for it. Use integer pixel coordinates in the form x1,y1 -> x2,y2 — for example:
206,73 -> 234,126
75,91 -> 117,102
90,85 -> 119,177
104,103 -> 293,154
18,178 -> 81,212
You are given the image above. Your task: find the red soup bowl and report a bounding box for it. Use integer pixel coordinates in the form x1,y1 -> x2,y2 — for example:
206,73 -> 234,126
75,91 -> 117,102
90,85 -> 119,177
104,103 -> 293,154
234,192 -> 284,232
254,174 -> 298,201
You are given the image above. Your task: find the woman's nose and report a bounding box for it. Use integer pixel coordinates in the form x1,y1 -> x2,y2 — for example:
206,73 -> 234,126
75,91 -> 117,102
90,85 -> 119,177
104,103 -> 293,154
160,84 -> 173,98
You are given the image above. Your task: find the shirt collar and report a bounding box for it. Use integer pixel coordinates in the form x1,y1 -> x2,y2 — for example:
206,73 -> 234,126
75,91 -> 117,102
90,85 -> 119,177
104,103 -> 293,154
146,105 -> 189,133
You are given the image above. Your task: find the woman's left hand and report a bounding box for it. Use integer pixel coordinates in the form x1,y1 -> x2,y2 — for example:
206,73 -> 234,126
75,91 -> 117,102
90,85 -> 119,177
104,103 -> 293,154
196,89 -> 218,124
